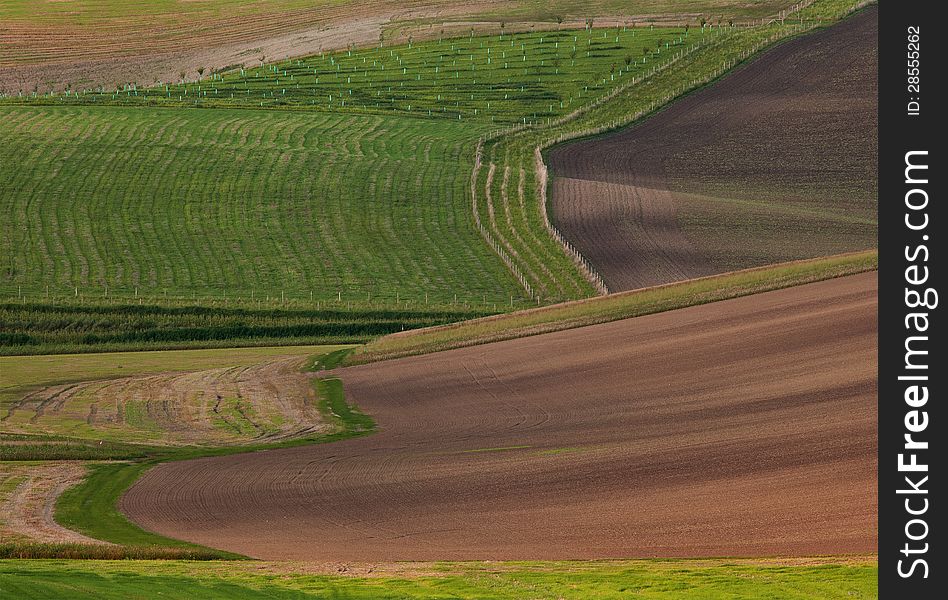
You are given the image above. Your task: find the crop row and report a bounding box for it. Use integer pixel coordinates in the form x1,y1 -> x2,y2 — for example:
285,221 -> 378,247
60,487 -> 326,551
0,106 -> 535,305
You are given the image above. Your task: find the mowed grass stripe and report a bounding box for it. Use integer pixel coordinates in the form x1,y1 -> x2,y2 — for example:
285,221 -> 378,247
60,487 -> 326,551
1,105 -> 525,302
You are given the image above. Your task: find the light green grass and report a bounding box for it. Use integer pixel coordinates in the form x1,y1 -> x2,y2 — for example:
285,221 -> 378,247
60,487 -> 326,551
0,345 -> 334,407
347,251 -> 877,364
0,557 -> 877,599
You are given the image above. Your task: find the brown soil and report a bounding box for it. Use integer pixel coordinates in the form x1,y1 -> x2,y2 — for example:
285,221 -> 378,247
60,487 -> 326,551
547,8 -> 878,291
122,272 -> 877,560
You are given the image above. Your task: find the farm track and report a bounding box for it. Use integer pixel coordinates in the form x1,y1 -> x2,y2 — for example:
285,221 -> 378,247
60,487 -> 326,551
122,272 -> 877,560
0,461 -> 105,545
547,7 -> 877,290
0,2 -> 453,93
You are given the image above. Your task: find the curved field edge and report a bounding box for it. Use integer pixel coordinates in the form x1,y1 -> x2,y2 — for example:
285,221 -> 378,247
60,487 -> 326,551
471,0 -> 875,301
345,250 -> 877,365
0,2 -> 869,313
0,557 -> 877,599
6,349 -> 373,556
543,5 -> 876,291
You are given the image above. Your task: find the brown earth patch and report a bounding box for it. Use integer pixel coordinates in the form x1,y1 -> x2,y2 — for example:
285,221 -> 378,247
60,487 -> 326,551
547,7 -> 877,291
122,272 -> 877,560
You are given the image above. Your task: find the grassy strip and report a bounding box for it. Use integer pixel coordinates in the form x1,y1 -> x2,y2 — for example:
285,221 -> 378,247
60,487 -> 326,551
53,462 -> 230,555
316,377 -> 375,432
0,544 -> 228,560
347,250 -> 877,365
0,557 -> 877,599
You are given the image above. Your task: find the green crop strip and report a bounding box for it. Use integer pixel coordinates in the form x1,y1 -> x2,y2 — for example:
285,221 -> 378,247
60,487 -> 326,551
0,297 -> 496,355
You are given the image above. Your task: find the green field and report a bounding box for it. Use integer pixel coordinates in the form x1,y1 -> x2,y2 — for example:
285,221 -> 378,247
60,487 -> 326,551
0,557 -> 877,599
1,25 -> 705,309
0,107 -> 511,302
8,26 -> 704,124
0,0 -> 872,356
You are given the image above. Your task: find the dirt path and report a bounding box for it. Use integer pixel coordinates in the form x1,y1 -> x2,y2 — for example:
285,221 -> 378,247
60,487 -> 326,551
547,8 -> 877,291
0,462 -> 108,545
122,272 -> 877,560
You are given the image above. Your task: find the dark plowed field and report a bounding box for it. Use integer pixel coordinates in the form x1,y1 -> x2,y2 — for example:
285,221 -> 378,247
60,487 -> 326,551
122,273 -> 877,560
548,8 -> 877,291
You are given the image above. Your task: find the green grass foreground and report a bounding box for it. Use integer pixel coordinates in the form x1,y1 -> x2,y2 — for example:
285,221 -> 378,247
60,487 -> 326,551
347,251 -> 877,364
0,557 -> 877,599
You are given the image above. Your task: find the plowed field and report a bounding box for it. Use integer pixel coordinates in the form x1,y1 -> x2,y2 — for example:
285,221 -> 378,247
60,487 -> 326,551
547,8 -> 877,291
122,272 -> 877,560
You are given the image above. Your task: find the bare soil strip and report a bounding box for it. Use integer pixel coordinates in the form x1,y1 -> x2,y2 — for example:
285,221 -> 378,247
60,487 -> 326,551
547,8 -> 877,291
122,273 -> 877,560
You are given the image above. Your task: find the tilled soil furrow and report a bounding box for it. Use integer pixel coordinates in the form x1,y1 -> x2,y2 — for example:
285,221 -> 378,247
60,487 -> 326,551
121,273 -> 877,561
